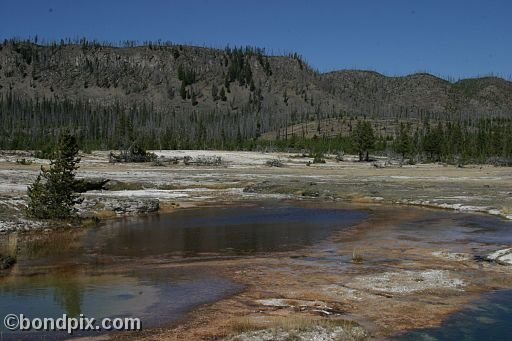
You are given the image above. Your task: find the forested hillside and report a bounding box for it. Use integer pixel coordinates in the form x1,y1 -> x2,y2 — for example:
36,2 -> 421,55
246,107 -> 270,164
1,38 -> 512,162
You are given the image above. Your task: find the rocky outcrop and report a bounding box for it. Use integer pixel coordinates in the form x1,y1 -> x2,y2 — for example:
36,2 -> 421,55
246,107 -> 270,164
0,218 -> 48,233
0,196 -> 159,234
79,197 -> 159,216
73,178 -> 110,192
485,248 -> 512,265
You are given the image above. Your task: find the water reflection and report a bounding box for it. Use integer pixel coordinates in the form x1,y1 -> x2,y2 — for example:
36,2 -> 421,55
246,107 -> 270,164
52,277 -> 83,317
0,272 -> 157,319
0,269 -> 240,340
0,202 -> 366,339
86,205 -> 368,256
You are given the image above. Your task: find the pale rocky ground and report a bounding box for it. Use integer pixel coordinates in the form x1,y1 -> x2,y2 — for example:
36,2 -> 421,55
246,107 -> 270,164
486,248 -> 512,265
2,150 -> 512,340
1,149 -> 511,233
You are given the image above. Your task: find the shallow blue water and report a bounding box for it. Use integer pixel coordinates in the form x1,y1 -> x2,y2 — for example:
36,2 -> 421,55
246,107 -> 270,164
0,269 -> 241,340
85,203 -> 368,256
395,290 -> 512,340
5,203 -> 511,340
0,202 -> 367,340
398,211 -> 512,245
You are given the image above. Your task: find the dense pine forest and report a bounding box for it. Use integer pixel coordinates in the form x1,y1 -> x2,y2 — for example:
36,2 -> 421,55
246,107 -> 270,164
1,38 -> 512,164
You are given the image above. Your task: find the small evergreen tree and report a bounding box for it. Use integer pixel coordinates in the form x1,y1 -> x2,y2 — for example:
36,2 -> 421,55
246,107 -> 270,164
27,134 -> 83,219
423,122 -> 443,161
395,122 -> 413,159
351,121 -> 375,161
211,83 -> 218,101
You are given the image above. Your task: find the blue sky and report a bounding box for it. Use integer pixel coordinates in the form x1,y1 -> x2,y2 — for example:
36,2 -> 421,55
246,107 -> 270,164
1,0 -> 510,79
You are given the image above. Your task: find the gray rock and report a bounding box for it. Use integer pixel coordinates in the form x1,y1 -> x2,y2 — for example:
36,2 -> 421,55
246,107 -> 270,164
485,248 -> 512,265
79,197 -> 159,216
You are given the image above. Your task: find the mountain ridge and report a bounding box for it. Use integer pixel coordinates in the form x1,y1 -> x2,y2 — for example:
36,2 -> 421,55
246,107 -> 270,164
0,39 -> 511,148
1,41 -> 511,117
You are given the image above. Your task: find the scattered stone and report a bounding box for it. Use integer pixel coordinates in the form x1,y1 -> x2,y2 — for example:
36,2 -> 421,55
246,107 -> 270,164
255,299 -> 327,309
0,218 -> 47,233
322,285 -> 363,301
243,182 -> 273,194
79,197 -> 159,216
432,251 -> 472,261
151,159 -> 166,166
15,158 -> 33,165
184,155 -> 223,166
266,159 -> 283,167
373,161 -> 387,168
346,269 -> 465,294
227,325 -> 368,341
485,248 -> 512,265
255,299 -> 290,308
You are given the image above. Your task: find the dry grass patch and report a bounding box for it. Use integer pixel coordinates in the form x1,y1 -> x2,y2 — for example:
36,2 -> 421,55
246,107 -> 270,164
93,210 -> 117,219
229,314 -> 359,334
105,181 -> 146,191
21,231 -> 84,257
158,201 -> 181,212
352,249 -> 364,263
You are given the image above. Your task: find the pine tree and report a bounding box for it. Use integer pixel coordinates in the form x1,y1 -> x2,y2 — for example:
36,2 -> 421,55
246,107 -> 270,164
395,122 -> 412,159
180,81 -> 187,100
224,76 -> 231,93
236,125 -> 243,148
423,122 -> 443,161
26,174 -> 48,219
191,89 -> 198,106
116,114 -> 135,149
351,121 -> 375,161
219,87 -> 227,101
27,134 -> 83,219
211,83 -> 218,101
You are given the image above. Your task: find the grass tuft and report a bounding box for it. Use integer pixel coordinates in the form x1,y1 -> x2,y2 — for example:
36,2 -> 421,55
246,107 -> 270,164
352,248 -> 364,263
